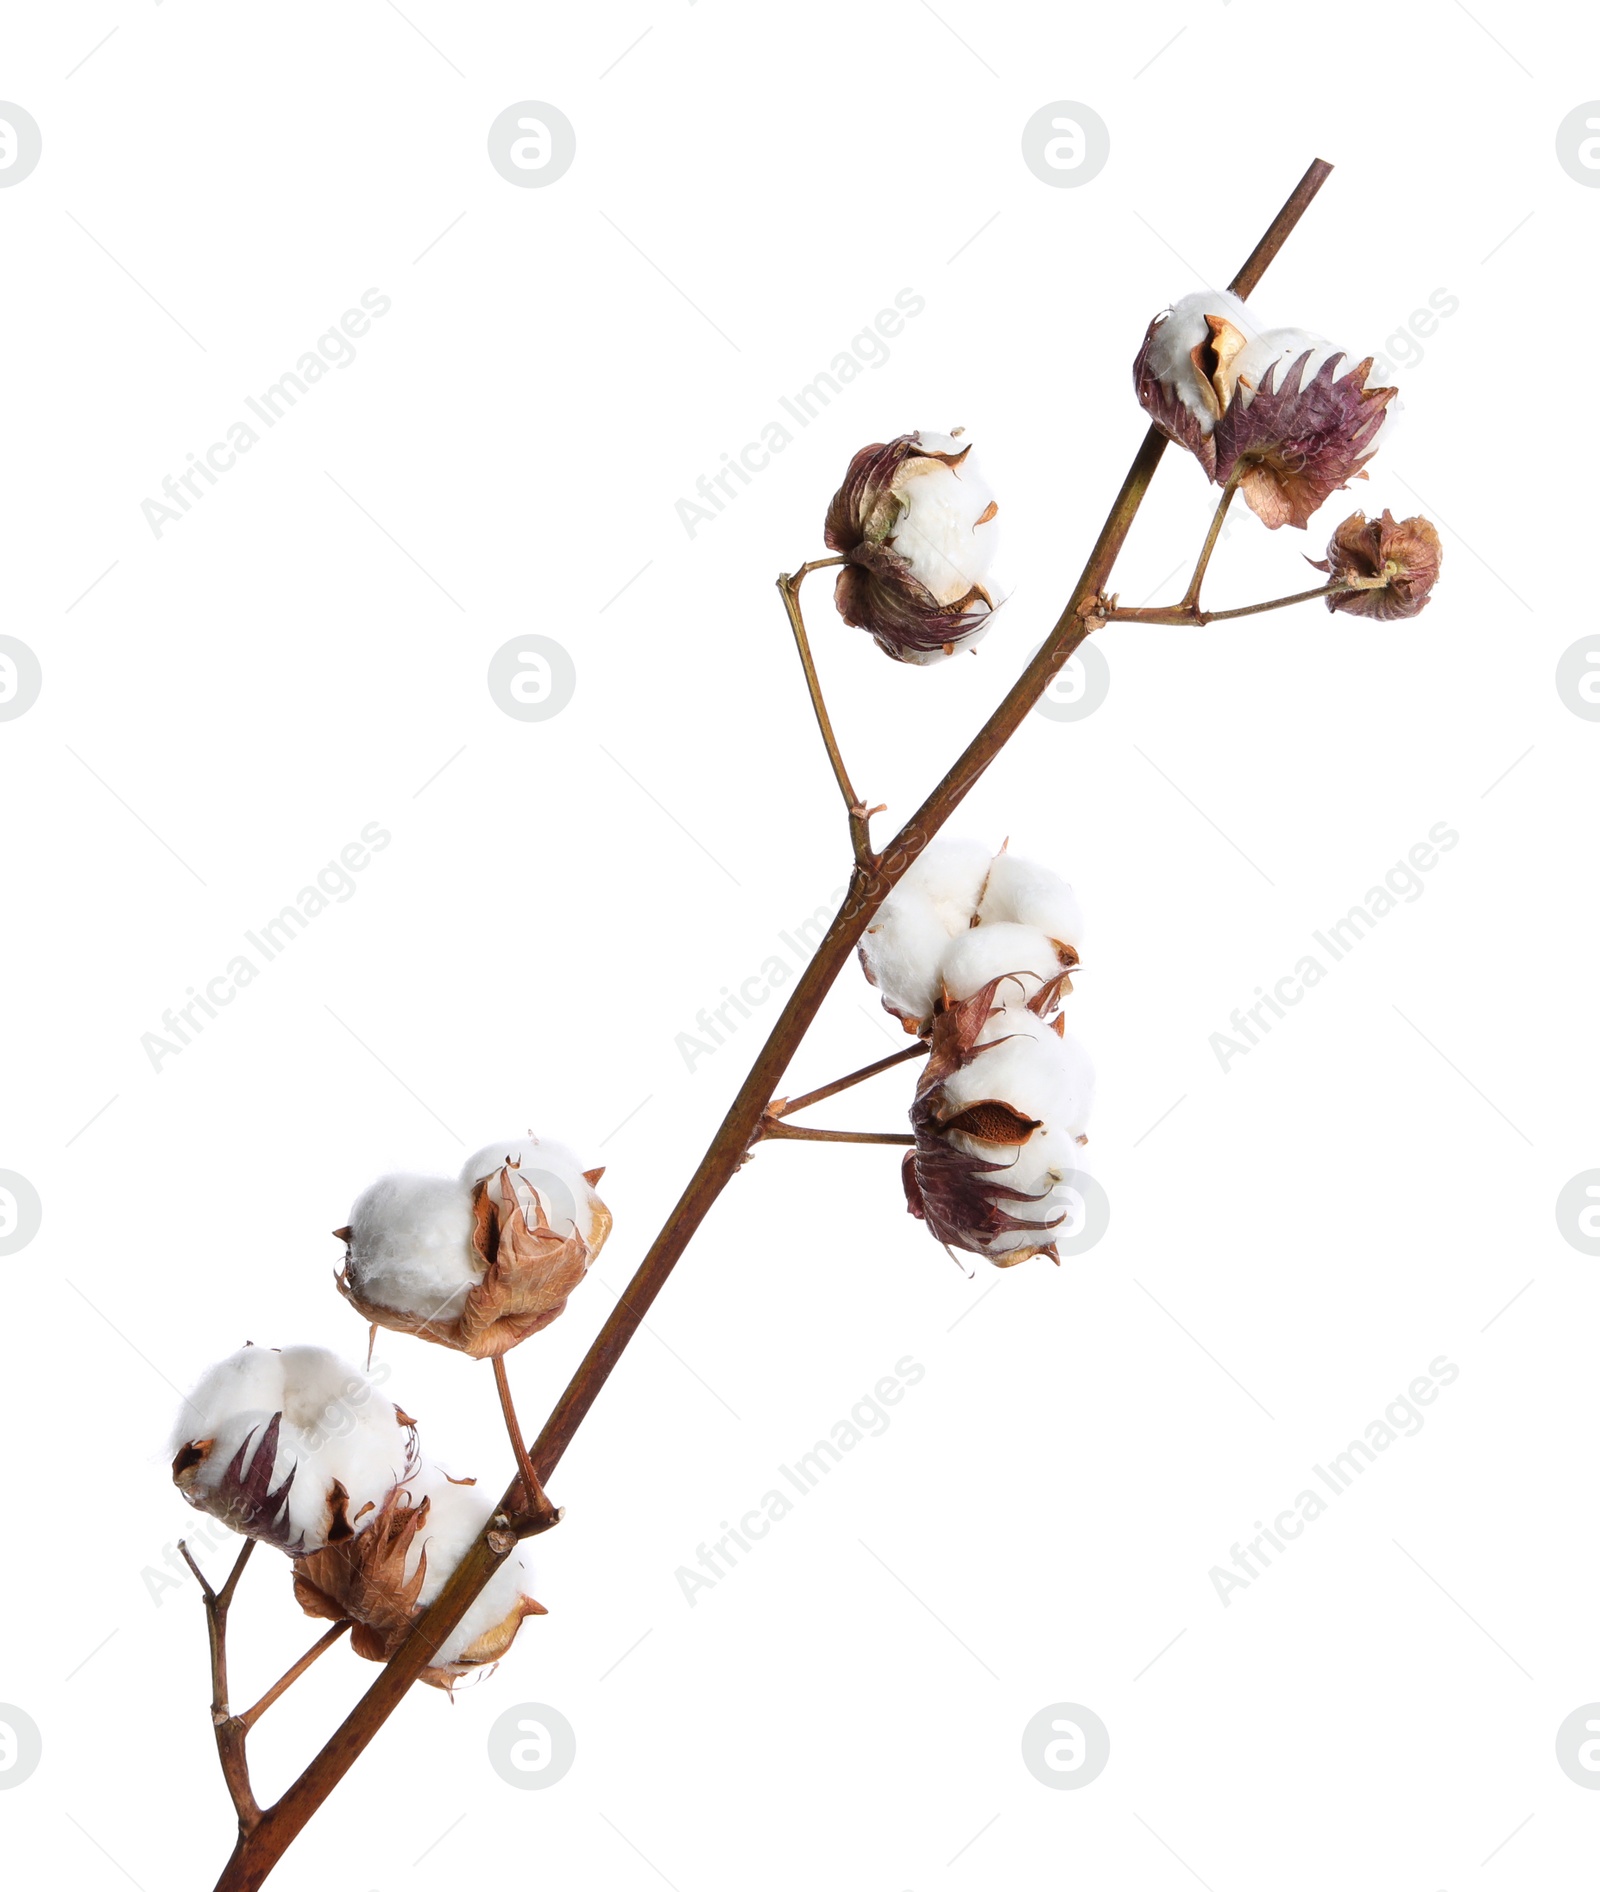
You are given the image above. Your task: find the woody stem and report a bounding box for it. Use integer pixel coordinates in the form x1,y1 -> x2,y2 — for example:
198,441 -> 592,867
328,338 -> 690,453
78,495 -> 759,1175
772,1041 -> 929,1118
238,1624 -> 352,1731
181,1538 -> 261,1835
492,1355 -> 562,1536
1180,468 -> 1242,609
777,557 -> 878,871
758,1120 -> 916,1146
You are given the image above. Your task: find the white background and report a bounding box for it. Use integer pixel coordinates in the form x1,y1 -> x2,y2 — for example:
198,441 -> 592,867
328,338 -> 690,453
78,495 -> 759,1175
1,3 -> 1596,1888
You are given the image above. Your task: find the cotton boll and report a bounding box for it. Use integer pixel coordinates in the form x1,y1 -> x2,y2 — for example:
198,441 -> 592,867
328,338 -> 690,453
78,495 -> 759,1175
859,889 -> 954,1027
345,1173 -> 481,1325
171,1344 -> 418,1553
938,921 -> 1070,1011
461,1138 -> 603,1245
897,837 -> 994,933
407,1469 -> 538,1670
975,853 -> 1084,951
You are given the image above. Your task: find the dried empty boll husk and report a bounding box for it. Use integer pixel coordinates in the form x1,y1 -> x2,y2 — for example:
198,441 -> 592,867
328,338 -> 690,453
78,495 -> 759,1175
170,1343 -> 419,1554
858,838 -> 1084,1033
824,430 -> 1003,663
1311,509 -> 1442,619
292,1461 -> 546,1690
902,980 -> 1096,1267
336,1136 -> 611,1359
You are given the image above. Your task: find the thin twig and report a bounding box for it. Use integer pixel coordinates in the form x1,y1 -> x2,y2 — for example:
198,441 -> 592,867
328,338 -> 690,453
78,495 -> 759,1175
777,556 -> 880,870
1106,579 -> 1356,626
239,1624 -> 351,1730
759,1120 -> 916,1146
492,1355 -> 562,1536
182,1538 -> 261,1834
1180,467 -> 1241,608
772,1041 -> 929,1118
207,156 -> 1334,1892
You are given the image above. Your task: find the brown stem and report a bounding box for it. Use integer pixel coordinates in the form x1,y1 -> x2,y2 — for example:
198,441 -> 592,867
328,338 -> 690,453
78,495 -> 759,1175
492,1354 -> 562,1537
182,1538 -> 261,1835
1107,580 -> 1354,627
777,556 -> 879,870
771,1041 -> 930,1118
238,1623 -> 351,1731
209,155 -> 1333,1892
758,1120 -> 916,1146
1179,468 -> 1241,609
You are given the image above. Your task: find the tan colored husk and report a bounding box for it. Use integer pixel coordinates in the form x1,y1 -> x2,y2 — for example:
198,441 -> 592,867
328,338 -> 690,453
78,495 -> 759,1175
292,1485 -> 547,1690
336,1161 -> 611,1360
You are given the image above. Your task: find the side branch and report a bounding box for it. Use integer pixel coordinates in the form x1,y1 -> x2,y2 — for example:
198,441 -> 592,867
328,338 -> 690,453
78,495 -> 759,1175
777,556 -> 881,870
758,1120 -> 915,1146
182,1538 -> 261,1835
770,1041 -> 929,1119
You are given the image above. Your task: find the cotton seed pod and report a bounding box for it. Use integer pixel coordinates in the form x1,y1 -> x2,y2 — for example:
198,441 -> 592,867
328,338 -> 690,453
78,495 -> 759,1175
1310,510 -> 1442,620
292,1462 -> 546,1690
170,1344 -> 419,1554
901,981 -> 1095,1267
1132,289 -> 1263,472
859,839 -> 1085,1032
336,1137 -> 610,1359
824,430 -> 1002,664
1214,328 -> 1396,530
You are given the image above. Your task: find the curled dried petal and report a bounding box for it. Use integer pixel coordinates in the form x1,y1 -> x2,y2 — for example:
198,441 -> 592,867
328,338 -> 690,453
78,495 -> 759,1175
1311,510 -> 1442,619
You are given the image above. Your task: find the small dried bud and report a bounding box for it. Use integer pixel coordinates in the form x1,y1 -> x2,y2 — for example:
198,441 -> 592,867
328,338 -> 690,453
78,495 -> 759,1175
337,1137 -> 611,1359
1214,329 -> 1396,530
902,979 -> 1096,1268
824,430 -> 1002,664
170,1344 -> 419,1554
292,1468 -> 546,1690
1311,510 -> 1442,619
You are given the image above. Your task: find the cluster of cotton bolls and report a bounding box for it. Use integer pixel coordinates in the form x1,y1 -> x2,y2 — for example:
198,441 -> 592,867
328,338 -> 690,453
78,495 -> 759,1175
170,1343 -> 542,1686
1134,288 -> 1398,531
860,839 -> 1095,1268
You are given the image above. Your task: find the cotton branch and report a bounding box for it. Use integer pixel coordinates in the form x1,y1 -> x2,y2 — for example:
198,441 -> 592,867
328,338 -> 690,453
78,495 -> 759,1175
207,156 -> 1335,1892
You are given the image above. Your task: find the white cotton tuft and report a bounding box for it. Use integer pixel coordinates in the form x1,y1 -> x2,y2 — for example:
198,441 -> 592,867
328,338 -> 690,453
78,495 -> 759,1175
859,891 -> 953,1027
938,921 -> 1068,1010
460,1137 -> 603,1245
940,1010 -> 1095,1144
975,853 -> 1084,951
898,837 -> 995,933
345,1173 -> 481,1325
891,434 -> 1001,608
1144,291 -> 1263,432
407,1467 -> 537,1667
1234,327 -> 1350,406
171,1343 -> 417,1553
